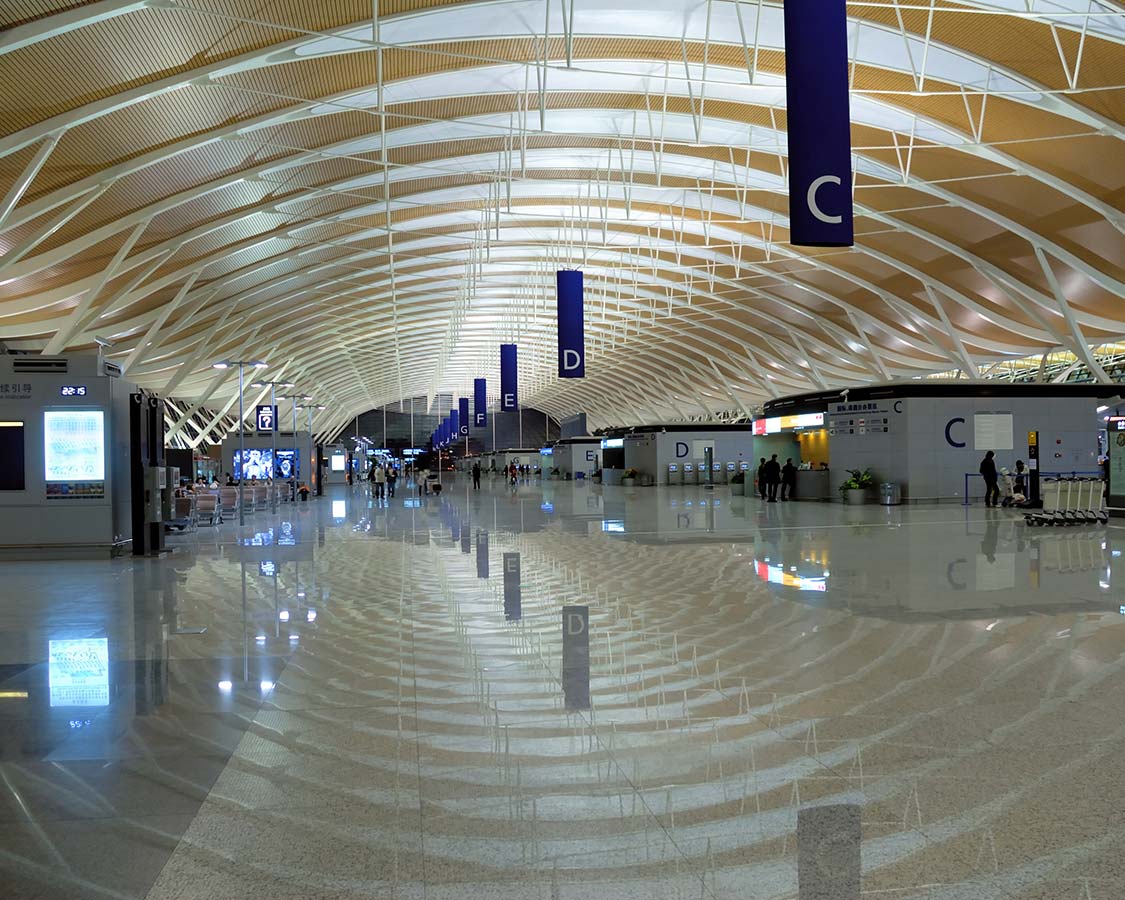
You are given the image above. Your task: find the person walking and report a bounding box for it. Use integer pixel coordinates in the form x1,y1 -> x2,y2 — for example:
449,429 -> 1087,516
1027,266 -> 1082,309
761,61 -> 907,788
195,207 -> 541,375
509,463 -> 518,486
763,454 -> 781,502
980,450 -> 1000,507
756,457 -> 768,499
386,464 -> 397,498
780,458 -> 797,501
472,462 -> 481,490
418,465 -> 430,495
371,463 -> 386,499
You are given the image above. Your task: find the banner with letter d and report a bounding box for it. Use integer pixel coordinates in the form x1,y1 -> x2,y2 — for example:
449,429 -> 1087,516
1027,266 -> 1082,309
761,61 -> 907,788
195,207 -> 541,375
557,270 -> 585,378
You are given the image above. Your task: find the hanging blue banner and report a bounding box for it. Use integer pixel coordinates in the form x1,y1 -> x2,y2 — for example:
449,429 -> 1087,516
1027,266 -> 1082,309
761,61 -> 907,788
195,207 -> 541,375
784,0 -> 853,247
557,270 -> 585,378
458,398 -> 470,435
449,408 -> 458,440
474,378 -> 487,427
500,344 -> 518,411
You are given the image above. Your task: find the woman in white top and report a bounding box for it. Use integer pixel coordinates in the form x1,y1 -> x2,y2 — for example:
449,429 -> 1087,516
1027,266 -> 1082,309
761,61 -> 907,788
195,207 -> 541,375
417,467 -> 430,495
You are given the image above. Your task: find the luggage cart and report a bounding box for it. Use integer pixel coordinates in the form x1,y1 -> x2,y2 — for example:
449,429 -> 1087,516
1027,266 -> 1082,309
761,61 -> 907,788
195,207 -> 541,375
1025,478 -> 1060,526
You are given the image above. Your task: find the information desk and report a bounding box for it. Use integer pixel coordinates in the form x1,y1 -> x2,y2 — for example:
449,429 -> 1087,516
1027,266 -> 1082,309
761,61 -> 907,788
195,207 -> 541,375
793,469 -> 832,501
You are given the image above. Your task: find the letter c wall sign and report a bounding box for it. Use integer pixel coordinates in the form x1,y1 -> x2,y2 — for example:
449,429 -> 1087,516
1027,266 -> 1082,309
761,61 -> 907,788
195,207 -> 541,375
945,417 -> 966,448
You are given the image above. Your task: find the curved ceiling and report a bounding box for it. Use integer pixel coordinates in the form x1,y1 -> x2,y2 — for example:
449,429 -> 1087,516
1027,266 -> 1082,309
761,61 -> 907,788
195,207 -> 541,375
0,0 -> 1123,438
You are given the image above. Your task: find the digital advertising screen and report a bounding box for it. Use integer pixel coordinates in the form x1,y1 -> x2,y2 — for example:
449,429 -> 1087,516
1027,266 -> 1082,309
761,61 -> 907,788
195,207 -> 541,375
43,410 -> 105,482
275,449 -> 298,478
233,448 -> 273,480
48,637 -> 110,707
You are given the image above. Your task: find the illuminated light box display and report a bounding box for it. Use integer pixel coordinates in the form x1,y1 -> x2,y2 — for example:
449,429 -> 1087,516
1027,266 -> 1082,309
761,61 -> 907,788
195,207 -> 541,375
233,448 -> 296,480
752,412 -> 825,435
330,454 -> 346,472
44,409 -> 106,499
48,638 -> 110,707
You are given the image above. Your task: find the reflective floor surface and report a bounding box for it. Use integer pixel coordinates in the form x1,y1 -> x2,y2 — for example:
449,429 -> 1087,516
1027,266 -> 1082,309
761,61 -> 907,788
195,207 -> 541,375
1,476 -> 1124,899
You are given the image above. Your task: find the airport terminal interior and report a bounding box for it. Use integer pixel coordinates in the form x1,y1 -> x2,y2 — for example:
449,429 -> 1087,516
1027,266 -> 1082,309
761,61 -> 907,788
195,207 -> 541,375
1,2 -> 1124,899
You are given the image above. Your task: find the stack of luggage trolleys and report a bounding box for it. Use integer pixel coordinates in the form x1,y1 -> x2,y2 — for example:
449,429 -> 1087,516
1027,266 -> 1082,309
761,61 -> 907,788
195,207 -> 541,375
1024,476 -> 1108,526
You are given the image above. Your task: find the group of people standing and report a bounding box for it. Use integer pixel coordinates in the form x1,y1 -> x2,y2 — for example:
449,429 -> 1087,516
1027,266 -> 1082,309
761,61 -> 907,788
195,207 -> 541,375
368,461 -> 434,497
756,454 -> 798,502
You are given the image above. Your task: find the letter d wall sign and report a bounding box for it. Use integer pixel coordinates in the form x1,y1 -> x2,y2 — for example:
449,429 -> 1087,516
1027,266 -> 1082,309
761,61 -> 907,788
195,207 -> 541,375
557,270 -> 585,378
783,0 -> 854,247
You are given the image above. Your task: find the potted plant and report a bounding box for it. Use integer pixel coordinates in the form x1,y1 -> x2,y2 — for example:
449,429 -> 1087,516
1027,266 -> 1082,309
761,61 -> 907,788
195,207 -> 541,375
729,470 -> 746,496
838,468 -> 877,504
550,467 -> 561,481
592,468 -> 602,484
621,467 -> 639,487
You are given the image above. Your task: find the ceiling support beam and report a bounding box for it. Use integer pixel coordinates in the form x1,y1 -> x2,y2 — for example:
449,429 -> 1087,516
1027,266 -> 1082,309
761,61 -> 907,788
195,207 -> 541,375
1033,245 -> 1111,384
0,133 -> 61,231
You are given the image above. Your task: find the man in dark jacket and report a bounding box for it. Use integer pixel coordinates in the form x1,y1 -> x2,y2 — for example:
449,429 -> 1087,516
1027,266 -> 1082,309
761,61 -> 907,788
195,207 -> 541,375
980,450 -> 999,507
757,457 -> 768,499
780,458 -> 798,501
763,454 -> 782,502
471,462 -> 481,490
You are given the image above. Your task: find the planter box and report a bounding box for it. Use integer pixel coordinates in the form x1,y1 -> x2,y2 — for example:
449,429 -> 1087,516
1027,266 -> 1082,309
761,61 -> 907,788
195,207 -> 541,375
621,478 -> 636,487
840,487 -> 878,505
730,481 -> 745,496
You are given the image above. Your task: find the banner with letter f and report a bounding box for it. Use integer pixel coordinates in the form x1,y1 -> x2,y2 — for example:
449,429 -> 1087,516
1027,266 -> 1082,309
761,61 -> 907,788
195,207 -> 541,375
784,0 -> 853,247
557,270 -> 585,378
474,378 -> 487,427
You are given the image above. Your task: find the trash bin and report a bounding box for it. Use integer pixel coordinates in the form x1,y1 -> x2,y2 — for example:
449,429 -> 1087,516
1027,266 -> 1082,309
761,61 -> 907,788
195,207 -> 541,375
880,482 -> 901,506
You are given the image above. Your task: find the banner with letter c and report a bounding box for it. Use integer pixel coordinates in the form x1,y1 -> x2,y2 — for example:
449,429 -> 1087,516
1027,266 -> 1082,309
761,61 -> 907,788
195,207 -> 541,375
784,0 -> 853,247
557,270 -> 585,378
500,344 -> 518,410
473,378 -> 487,427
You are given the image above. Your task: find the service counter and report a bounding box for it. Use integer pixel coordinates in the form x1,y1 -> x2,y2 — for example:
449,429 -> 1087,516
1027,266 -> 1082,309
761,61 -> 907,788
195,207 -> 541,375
793,469 -> 832,501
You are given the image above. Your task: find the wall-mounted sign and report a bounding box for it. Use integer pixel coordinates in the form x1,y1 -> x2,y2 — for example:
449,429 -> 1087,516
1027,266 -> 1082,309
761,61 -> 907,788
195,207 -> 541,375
255,404 -> 277,432
59,385 -> 87,397
753,412 -> 825,435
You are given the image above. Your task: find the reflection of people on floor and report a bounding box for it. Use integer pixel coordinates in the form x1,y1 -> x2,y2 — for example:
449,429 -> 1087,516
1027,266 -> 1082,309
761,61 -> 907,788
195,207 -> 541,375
980,511 -> 1000,563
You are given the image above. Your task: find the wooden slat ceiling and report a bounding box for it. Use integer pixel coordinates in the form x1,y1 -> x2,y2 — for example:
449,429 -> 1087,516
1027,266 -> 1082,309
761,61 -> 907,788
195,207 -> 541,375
0,0 -> 1122,440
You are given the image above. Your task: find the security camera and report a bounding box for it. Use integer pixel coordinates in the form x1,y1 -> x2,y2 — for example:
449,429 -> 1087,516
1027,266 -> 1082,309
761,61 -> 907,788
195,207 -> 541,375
841,388 -> 850,399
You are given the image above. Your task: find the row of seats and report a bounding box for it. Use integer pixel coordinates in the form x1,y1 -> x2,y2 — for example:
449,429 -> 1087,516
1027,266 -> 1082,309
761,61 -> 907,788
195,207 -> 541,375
172,483 -> 286,528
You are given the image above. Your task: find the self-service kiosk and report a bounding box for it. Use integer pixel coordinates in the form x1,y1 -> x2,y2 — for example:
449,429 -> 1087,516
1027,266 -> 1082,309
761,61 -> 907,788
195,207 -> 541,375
712,462 -> 722,483
667,463 -> 680,485
683,463 -> 695,484
725,462 -> 736,483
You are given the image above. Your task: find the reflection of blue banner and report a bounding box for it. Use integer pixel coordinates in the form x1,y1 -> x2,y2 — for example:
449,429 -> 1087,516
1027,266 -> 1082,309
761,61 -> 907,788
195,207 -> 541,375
562,605 -> 589,709
474,378 -> 487,427
458,398 -> 470,435
476,530 -> 489,579
557,270 -> 585,378
503,552 -> 521,621
500,344 -> 518,410
784,0 -> 853,247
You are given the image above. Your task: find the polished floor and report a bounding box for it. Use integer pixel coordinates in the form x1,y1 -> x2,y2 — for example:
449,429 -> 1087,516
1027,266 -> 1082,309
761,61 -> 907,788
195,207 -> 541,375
1,476 -> 1123,900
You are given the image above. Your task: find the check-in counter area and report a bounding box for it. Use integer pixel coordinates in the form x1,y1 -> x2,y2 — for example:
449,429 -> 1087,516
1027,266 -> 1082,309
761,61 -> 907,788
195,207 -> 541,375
793,468 -> 832,501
